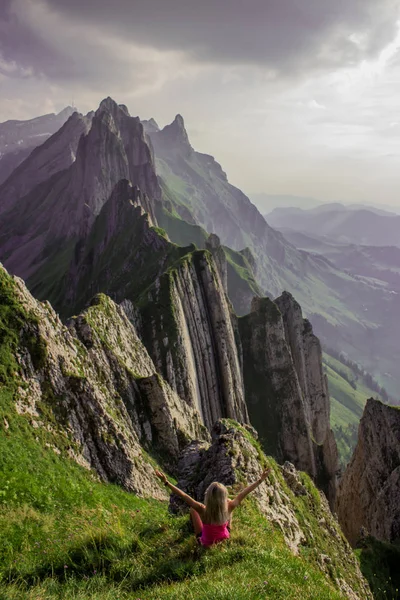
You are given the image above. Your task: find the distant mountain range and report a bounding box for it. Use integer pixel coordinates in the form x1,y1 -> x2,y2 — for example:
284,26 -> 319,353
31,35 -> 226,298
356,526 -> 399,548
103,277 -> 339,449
251,193 -> 400,216
266,203 -> 400,247
278,228 -> 400,293
250,193 -> 324,212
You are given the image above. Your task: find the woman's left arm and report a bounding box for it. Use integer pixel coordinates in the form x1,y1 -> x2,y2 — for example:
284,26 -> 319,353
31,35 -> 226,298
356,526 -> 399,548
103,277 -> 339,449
155,470 -> 205,514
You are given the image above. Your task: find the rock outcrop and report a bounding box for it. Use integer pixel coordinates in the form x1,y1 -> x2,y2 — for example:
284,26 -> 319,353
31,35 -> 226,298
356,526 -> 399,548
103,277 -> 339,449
275,292 -> 338,498
170,419 -> 372,600
239,293 -> 338,504
336,398 -> 400,545
140,249 -> 249,430
206,233 -> 228,293
2,264 -> 206,499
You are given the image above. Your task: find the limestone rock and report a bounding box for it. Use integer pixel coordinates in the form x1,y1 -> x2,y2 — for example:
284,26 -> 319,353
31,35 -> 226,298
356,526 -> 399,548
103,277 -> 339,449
282,462 -> 307,496
170,420 -> 306,553
336,398 -> 400,545
240,294 -> 338,504
206,233 -> 228,293
140,250 -> 249,430
5,265 -> 206,499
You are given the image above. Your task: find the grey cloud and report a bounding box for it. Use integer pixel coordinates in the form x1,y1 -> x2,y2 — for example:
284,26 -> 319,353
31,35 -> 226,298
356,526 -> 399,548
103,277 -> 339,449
27,0 -> 400,69
0,0 -> 72,78
1,0 -> 400,83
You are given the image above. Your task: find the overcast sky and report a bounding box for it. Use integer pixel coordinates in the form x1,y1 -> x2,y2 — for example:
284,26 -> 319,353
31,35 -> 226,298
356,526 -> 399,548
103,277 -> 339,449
1,0 -> 400,205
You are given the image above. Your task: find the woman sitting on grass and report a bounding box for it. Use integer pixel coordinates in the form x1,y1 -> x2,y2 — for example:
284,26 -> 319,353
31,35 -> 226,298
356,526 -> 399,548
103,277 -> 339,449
155,467 -> 271,547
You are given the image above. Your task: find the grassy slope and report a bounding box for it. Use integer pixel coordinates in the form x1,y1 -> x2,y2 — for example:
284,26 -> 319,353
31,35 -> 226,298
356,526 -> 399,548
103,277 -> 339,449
223,246 -> 262,297
0,269 -> 368,600
1,383 -> 368,600
323,353 -> 384,468
0,384 -> 352,600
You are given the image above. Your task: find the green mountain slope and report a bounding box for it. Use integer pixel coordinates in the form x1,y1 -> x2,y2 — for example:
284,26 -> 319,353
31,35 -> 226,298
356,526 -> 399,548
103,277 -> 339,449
0,262 -> 372,600
323,352 -> 388,468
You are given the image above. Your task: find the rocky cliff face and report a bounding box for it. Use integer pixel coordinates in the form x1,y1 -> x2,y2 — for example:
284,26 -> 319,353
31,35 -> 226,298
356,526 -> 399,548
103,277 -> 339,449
61,178 -> 171,315
2,264 -> 206,498
239,293 -> 338,503
170,419 -> 372,600
275,292 -> 338,497
336,398 -> 400,545
139,249 -> 249,430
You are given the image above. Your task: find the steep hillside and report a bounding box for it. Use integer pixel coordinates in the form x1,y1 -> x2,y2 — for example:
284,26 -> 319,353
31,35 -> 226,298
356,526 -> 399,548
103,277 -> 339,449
0,259 -> 372,600
323,352 -> 391,468
0,107 -> 75,185
0,110 -> 93,216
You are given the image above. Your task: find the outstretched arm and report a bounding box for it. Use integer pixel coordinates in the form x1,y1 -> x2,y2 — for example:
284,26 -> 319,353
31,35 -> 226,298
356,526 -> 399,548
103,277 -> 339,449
155,470 -> 205,514
229,467 -> 271,510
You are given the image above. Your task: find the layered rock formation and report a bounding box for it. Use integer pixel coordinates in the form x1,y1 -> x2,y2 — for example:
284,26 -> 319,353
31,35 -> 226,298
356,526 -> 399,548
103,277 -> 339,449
205,233 -> 228,293
336,398 -> 400,545
170,419 -> 372,600
2,264 -> 206,498
139,249 -> 248,430
239,293 -> 338,503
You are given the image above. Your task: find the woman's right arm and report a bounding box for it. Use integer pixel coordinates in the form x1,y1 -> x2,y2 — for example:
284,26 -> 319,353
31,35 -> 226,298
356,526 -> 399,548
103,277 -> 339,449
155,470 -> 205,514
229,467 -> 271,510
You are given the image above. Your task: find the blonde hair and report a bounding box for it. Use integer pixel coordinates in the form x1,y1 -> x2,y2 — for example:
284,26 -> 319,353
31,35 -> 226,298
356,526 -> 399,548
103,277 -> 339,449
203,482 -> 229,525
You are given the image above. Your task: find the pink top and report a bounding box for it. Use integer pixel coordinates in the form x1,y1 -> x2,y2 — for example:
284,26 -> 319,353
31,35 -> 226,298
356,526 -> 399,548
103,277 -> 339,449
199,522 -> 230,547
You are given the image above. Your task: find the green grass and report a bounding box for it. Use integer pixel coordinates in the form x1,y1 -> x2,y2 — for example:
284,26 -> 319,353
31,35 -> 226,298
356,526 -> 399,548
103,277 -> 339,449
223,246 -> 262,315
0,380 -> 350,600
0,266 -> 376,600
323,352 -> 385,468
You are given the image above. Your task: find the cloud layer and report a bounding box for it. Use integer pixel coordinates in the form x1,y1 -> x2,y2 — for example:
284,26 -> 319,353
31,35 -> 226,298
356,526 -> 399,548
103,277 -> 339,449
1,0 -> 400,206
2,0 -> 400,82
